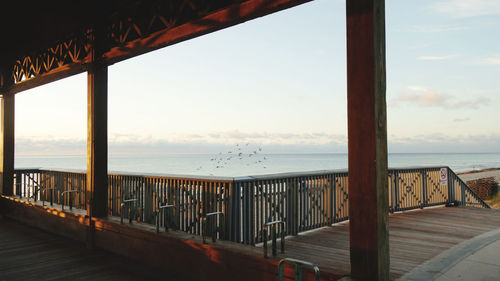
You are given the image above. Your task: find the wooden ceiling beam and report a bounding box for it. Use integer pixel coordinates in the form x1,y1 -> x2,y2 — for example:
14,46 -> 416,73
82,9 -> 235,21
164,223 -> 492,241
8,63 -> 88,95
7,0 -> 311,94
104,0 -> 312,64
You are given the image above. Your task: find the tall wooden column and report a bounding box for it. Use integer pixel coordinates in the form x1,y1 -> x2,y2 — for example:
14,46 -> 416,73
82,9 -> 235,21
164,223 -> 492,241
346,0 -> 389,280
87,29 -> 108,218
1,91 -> 15,196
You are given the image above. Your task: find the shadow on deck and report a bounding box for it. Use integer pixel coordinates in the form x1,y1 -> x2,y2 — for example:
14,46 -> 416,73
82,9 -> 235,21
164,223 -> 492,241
0,218 -> 192,281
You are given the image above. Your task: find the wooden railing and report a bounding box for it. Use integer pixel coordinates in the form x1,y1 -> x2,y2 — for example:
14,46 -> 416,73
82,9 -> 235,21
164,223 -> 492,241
14,169 -> 86,210
13,166 -> 489,245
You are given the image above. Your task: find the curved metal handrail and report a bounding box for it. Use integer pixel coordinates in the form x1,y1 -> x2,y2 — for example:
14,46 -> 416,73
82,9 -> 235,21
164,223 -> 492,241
60,190 -> 79,210
278,258 -> 320,281
120,198 -> 138,224
202,211 -> 224,243
263,220 -> 285,258
156,202 -> 175,233
38,187 -> 58,206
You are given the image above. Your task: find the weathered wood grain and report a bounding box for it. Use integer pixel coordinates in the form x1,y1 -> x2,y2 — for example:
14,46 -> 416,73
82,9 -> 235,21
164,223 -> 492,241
346,0 -> 389,279
270,207 -> 500,280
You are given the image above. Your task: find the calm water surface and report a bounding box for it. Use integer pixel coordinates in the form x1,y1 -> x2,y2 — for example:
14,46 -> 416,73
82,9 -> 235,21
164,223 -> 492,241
15,153 -> 500,177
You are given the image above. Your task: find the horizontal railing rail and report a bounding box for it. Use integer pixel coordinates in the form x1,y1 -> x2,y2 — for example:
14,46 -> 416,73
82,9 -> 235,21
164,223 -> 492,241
12,166 -> 489,245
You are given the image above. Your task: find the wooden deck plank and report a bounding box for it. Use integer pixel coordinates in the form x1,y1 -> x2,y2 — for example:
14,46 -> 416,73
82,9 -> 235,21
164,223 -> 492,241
0,218 -> 193,281
269,206 -> 500,280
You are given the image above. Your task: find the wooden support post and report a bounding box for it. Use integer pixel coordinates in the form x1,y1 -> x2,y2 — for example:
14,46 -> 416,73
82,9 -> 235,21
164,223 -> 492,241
86,28 -> 108,218
1,92 -> 15,196
346,0 -> 389,280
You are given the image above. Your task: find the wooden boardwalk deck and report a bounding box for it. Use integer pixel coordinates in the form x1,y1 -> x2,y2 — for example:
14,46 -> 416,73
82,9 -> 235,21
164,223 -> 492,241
0,218 -> 192,281
2,206 -> 500,281
269,206 -> 500,280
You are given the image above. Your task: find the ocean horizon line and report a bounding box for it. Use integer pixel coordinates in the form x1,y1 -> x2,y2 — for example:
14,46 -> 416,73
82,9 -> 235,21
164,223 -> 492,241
15,151 -> 500,157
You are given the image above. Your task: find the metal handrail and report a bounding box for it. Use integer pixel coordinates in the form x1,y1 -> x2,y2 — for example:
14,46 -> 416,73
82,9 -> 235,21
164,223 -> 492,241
202,211 -> 224,243
60,190 -> 79,210
39,187 -> 58,206
120,198 -> 138,224
156,203 -> 175,233
278,258 -> 320,281
263,220 -> 285,258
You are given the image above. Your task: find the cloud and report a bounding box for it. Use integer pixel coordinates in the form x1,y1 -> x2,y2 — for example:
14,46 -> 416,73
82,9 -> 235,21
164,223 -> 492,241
388,134 -> 500,153
475,55 -> 500,65
430,0 -> 500,18
15,137 -> 85,156
15,133 -> 500,157
108,130 -> 347,146
169,130 -> 348,146
392,87 -> 491,109
453,117 -> 471,122
15,131 -> 349,156
453,98 -> 491,109
407,25 -> 466,33
417,55 -> 457,61
393,88 -> 449,107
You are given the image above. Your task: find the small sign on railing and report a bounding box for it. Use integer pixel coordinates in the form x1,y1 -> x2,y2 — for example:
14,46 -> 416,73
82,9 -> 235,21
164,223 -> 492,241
440,168 -> 448,186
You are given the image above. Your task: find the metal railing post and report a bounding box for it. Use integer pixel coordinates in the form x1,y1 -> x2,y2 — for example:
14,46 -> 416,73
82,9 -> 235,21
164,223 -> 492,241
121,198 -> 137,224
202,211 -> 224,243
230,179 -> 242,243
61,190 -> 78,211
421,170 -> 427,208
50,187 -> 54,206
263,220 -> 285,258
393,171 -> 399,211
460,179 -> 466,206
36,187 -> 57,207
156,203 -> 174,233
447,167 -> 454,204
263,227 -> 268,257
389,171 -> 395,213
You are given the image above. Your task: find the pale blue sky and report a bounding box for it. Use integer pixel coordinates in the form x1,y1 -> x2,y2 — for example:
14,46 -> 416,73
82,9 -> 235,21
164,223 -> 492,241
14,0 -> 500,155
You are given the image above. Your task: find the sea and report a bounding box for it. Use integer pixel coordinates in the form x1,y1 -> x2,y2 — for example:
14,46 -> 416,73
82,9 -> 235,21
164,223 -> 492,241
14,153 -> 500,177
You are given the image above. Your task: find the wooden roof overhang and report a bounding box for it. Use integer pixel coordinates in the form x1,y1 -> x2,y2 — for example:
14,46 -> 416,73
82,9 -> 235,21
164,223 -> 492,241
0,0 -> 311,95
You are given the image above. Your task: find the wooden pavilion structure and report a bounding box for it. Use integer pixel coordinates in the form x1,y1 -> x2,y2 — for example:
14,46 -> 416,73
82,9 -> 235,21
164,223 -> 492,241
1,1 -> 388,280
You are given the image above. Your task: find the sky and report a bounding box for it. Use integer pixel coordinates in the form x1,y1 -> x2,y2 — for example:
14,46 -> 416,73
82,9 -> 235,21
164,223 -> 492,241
13,0 -> 500,155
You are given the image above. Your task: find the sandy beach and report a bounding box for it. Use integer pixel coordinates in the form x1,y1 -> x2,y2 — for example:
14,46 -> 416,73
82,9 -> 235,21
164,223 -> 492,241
457,168 -> 500,182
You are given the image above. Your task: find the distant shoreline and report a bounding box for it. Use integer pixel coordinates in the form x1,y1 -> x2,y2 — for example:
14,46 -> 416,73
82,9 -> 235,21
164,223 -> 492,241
457,167 -> 500,175
457,168 -> 500,183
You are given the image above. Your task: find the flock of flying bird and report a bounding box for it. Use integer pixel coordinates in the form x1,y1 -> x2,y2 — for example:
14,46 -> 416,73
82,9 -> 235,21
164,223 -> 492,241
194,143 -> 268,172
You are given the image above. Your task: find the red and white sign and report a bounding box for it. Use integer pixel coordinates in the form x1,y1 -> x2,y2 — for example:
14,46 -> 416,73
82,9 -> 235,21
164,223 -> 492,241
440,168 -> 448,186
